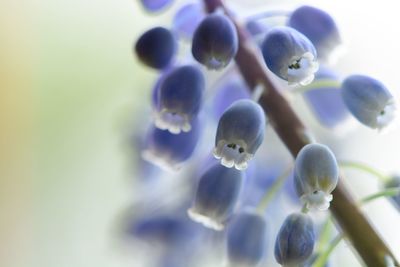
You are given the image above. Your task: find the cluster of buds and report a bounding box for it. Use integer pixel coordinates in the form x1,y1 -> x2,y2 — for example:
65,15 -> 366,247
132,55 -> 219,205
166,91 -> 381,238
125,1 -> 399,267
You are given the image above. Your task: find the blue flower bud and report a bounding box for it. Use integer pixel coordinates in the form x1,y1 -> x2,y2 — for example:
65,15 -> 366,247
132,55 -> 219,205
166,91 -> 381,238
135,27 -> 176,69
211,74 -> 251,120
172,3 -> 205,39
226,209 -> 268,267
303,66 -> 350,128
274,213 -> 315,266
341,75 -> 396,130
139,0 -> 172,12
192,14 -> 238,70
214,99 -> 266,170
128,214 -> 196,246
261,26 -> 318,86
188,164 -> 244,230
288,6 -> 341,62
154,65 -> 205,134
142,118 -> 200,171
384,176 -> 400,211
294,143 -> 338,210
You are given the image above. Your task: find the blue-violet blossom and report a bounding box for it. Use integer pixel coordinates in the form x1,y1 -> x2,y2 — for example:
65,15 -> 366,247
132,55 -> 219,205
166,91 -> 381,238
294,143 -> 339,210
188,164 -> 244,230
341,74 -> 396,130
213,99 -> 266,170
226,209 -> 268,267
154,65 -> 205,134
274,213 -> 315,267
261,26 -> 319,86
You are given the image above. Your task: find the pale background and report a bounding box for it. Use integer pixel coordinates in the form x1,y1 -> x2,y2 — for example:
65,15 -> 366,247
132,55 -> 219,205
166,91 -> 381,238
1,0 -> 399,266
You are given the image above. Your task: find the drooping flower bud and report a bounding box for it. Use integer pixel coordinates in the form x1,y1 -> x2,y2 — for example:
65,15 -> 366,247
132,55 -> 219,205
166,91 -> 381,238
213,99 -> 266,170
274,213 -> 315,266
192,13 -> 238,70
139,0 -> 172,12
188,164 -> 244,230
226,209 -> 268,267
294,143 -> 339,210
341,74 -> 396,130
154,65 -> 205,134
135,27 -> 176,69
172,2 -> 205,39
142,118 -> 200,171
261,26 -> 319,86
303,66 -> 350,128
288,5 -> 341,63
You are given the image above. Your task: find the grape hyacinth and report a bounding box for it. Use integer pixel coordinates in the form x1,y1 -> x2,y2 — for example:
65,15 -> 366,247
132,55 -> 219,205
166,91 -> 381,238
213,99 -> 266,170
188,164 -> 244,230
135,27 -> 176,69
128,1 -> 400,267
288,5 -> 341,62
226,209 -> 268,267
153,65 -> 205,134
294,143 -> 339,210
141,118 -> 200,171
274,213 -> 315,266
261,26 -> 319,86
139,0 -> 172,12
172,2 -> 205,39
192,13 -> 239,70
341,74 -> 396,130
302,66 -> 350,128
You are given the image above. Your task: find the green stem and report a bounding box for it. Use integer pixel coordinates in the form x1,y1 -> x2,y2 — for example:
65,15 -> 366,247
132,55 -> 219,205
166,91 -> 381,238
313,188 -> 400,267
293,79 -> 341,94
256,166 -> 292,213
313,234 -> 342,267
359,188 -> 400,205
339,160 -> 390,183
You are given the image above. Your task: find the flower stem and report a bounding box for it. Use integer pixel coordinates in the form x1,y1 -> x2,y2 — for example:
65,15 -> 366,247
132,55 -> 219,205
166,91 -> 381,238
256,166 -> 292,213
339,160 -> 390,183
314,188 -> 400,267
292,79 -> 341,94
203,0 -> 399,266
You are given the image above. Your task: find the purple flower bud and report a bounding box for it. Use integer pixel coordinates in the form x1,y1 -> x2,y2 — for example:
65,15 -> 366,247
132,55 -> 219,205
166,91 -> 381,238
214,99 -> 266,170
288,5 -> 341,62
188,164 -> 244,230
303,66 -> 350,128
172,3 -> 205,39
275,213 -> 315,266
261,26 -> 318,86
226,209 -> 268,266
294,143 -> 338,210
192,14 -> 238,70
135,27 -> 176,69
341,75 -> 396,130
154,65 -> 205,134
142,118 -> 200,171
139,0 -> 172,12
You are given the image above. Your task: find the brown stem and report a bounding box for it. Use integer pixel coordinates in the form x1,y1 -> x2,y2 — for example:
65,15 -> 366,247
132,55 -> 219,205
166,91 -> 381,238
203,0 -> 399,266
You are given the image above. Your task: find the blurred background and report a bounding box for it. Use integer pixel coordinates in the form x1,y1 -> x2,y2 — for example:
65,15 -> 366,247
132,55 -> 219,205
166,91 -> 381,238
1,0 -> 400,267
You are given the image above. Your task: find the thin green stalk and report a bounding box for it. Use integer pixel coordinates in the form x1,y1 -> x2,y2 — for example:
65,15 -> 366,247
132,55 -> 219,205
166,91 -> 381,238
339,160 -> 390,183
359,188 -> 400,205
313,235 -> 342,267
313,188 -> 400,267
293,79 -> 341,94
256,166 -> 292,213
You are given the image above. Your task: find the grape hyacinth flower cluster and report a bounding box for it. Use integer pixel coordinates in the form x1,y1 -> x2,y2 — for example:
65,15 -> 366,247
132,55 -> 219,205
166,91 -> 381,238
127,1 -> 400,267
